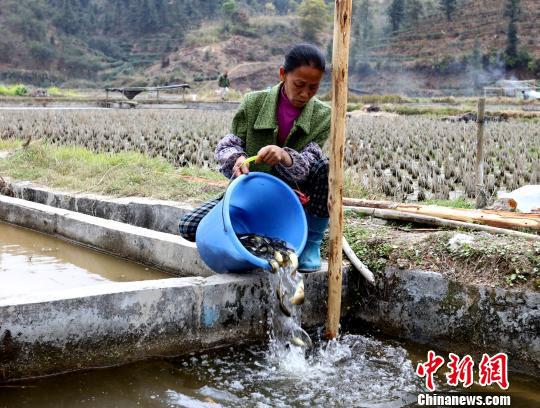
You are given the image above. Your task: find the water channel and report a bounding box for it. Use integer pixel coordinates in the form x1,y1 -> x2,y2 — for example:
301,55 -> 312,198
0,221 -> 171,301
0,332 -> 538,408
1,222 -> 538,407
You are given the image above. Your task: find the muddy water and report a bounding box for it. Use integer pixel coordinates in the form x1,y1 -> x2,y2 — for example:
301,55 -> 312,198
0,333 -> 537,408
0,221 -> 171,299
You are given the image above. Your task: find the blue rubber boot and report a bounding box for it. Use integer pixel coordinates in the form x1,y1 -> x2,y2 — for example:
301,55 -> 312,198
298,213 -> 329,272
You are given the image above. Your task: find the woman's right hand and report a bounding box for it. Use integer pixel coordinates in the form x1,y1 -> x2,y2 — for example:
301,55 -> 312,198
233,155 -> 249,177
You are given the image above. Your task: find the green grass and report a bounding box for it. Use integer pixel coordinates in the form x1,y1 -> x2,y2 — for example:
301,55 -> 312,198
344,170 -> 383,200
347,103 -> 364,112
0,139 -> 379,204
349,94 -> 412,104
0,141 -> 225,203
422,197 -> 475,209
529,147 -> 540,160
0,84 -> 28,96
0,139 -> 20,150
47,86 -> 81,97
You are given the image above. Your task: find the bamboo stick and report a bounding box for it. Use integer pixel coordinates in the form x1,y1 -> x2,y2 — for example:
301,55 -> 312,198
342,236 -> 375,283
344,206 -> 540,241
326,0 -> 353,340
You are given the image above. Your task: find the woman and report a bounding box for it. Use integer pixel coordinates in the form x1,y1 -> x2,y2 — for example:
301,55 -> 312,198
179,43 -> 331,272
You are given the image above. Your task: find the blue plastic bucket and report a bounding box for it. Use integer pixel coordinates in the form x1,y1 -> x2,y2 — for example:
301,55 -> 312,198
195,172 -> 307,273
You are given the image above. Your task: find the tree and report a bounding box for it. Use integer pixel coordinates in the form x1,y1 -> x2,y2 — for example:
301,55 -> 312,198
504,0 -> 521,21
222,0 -> 237,19
470,38 -> 483,90
221,0 -> 250,30
154,0 -> 169,27
55,0 -> 80,35
439,0 -> 457,21
298,0 -> 329,44
351,0 -> 374,69
140,0 -> 159,33
405,0 -> 424,27
505,20 -> 518,60
265,2 -> 277,14
356,0 -> 374,41
471,38 -> 482,70
504,0 -> 521,62
273,0 -> 290,14
387,0 -> 405,32
30,42 -> 56,66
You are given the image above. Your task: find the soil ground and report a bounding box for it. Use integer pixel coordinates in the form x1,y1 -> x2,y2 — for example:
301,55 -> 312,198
333,214 -> 540,291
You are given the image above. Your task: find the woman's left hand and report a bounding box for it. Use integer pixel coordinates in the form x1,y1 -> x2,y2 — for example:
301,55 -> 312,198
256,145 -> 292,167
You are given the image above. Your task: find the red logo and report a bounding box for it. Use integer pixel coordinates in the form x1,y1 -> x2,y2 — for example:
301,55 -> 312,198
478,353 -> 509,390
416,352 -> 509,391
416,350 -> 445,391
446,353 -> 474,388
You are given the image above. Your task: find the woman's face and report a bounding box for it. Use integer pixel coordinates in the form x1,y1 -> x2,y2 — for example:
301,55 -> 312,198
280,65 -> 324,109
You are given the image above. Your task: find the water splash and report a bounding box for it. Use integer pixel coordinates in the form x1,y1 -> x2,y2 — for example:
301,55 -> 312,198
166,235 -> 423,406
166,334 -> 422,407
237,233 -> 311,350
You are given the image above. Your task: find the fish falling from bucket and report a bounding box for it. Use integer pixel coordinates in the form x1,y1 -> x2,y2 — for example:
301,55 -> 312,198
237,234 -> 312,348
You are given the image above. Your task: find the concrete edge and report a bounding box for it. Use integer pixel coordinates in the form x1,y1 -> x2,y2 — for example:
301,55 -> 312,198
7,178 -> 194,235
0,195 -> 213,277
0,269 -> 354,382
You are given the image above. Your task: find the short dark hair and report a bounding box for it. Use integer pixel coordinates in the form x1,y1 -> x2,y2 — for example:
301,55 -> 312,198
283,44 -> 326,73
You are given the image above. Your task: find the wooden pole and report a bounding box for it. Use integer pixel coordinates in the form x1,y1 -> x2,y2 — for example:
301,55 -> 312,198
476,97 -> 487,209
325,0 -> 353,340
343,197 -> 540,231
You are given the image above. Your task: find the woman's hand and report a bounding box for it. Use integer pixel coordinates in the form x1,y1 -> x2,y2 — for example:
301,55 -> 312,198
232,155 -> 249,177
256,145 -> 292,167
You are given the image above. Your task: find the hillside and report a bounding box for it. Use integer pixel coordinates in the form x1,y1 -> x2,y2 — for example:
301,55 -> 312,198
143,16 -> 308,91
0,0 -> 537,94
350,0 -> 540,94
372,0 -> 539,68
0,0 -> 279,87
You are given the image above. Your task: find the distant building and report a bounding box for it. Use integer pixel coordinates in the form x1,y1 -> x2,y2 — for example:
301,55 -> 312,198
484,79 -> 538,98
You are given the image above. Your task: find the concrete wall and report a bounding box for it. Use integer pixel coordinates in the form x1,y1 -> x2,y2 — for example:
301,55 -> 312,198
3,182 -> 538,380
0,188 -> 357,382
9,180 -> 191,235
353,268 -> 540,375
0,269 -> 353,382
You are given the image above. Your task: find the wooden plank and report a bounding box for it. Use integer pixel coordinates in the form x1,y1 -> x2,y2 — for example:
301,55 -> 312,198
343,198 -> 540,231
344,206 -> 540,241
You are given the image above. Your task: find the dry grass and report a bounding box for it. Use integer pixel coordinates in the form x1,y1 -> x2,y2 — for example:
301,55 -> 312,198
0,140 -> 224,203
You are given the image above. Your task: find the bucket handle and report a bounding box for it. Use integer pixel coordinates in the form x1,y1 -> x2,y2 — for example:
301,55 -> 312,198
221,156 -> 258,233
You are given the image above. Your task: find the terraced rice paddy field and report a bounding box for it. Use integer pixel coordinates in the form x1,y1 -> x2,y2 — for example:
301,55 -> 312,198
1,109 -> 538,201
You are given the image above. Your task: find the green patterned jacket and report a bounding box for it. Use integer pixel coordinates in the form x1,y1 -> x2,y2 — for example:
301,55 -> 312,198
231,83 -> 331,173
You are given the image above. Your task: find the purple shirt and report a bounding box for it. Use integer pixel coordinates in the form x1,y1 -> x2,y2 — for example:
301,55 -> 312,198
277,86 -> 301,146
